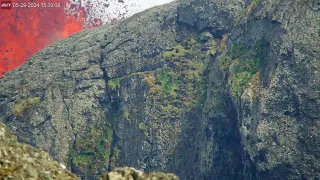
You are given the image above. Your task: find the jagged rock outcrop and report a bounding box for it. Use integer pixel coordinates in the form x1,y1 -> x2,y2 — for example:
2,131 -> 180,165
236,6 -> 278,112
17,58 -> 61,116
0,0 -> 319,179
100,167 -> 179,180
0,121 -> 78,179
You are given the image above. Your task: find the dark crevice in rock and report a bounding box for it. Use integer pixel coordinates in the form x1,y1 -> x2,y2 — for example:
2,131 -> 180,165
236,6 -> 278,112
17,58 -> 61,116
61,93 -> 77,171
77,86 -> 92,93
62,97 -> 71,129
71,67 -> 89,72
226,96 -> 252,179
104,97 -> 121,169
0,94 -> 9,99
211,53 -> 256,179
99,51 -> 110,84
70,133 -> 78,174
107,129 -> 119,172
99,48 -> 120,173
100,40 -> 113,49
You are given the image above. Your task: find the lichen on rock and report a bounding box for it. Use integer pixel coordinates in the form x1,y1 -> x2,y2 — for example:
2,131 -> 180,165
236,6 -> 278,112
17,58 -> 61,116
0,0 -> 319,179
0,121 -> 78,179
100,167 -> 179,180
11,97 -> 40,117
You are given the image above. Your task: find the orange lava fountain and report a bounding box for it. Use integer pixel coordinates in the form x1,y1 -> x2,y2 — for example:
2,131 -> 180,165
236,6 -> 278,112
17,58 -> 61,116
0,0 -> 89,77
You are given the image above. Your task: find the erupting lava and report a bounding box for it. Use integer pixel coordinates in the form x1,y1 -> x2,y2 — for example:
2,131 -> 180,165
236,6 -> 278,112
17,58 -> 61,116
0,0 -> 172,77
0,0 -> 136,78
0,0 -> 88,77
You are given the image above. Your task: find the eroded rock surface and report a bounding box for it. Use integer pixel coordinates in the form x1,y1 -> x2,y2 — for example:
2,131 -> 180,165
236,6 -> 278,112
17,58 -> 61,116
0,121 -> 77,179
0,0 -> 319,179
0,121 -> 178,179
100,167 -> 179,180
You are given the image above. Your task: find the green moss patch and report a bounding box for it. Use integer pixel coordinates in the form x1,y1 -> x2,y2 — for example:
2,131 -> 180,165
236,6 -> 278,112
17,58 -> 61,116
142,37 -> 209,120
113,147 -> 121,160
230,70 -> 255,96
219,40 -> 268,97
12,97 -> 40,117
108,77 -> 122,90
162,44 -> 189,60
103,36 -> 212,142
123,111 -> 129,119
162,37 -> 202,61
218,54 -> 233,73
68,123 -> 113,178
138,122 -> 150,138
72,154 -> 92,169
158,67 -> 179,97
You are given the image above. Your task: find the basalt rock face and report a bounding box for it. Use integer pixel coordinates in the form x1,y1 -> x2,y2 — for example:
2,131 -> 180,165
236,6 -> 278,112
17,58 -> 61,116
0,0 -> 319,179
233,1 -> 320,179
0,120 -> 178,179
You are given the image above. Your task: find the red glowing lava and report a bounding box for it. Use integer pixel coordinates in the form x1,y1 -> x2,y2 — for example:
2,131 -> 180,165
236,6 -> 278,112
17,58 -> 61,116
0,0 -> 88,77
0,0 -> 136,77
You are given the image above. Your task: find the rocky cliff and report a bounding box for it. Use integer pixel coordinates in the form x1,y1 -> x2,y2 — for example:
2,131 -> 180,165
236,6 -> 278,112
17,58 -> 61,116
0,0 -> 319,179
0,120 -> 178,179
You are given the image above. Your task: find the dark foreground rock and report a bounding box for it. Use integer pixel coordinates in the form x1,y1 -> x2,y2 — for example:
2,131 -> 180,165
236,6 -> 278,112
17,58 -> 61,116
0,0 -> 319,179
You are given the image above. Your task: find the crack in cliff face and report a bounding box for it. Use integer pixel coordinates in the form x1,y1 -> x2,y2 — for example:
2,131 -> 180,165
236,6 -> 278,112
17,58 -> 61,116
61,94 -> 73,130
100,51 -> 110,84
61,93 -> 77,171
107,129 -> 118,171
201,52 -> 251,179
99,44 -> 120,172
